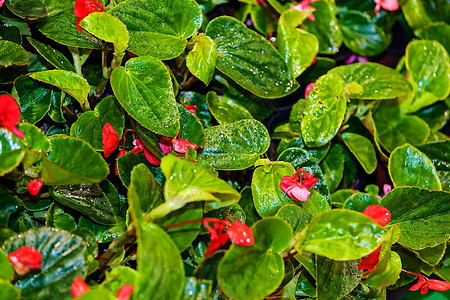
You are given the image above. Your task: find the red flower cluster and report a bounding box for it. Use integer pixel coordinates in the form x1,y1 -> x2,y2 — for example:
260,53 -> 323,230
373,0 -> 398,14
0,0 -> 4,8
280,168 -> 317,202
27,178 -> 43,196
71,276 -> 134,299
403,270 -> 450,295
358,205 -> 391,271
290,0 -> 316,21
0,94 -> 24,139
74,0 -> 104,30
202,218 -> 254,257
8,246 -> 43,275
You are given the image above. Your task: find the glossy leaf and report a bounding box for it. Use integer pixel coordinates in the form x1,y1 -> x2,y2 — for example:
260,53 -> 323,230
46,202 -> 77,232
296,209 -> 387,260
117,152 -> 164,188
27,37 -> 76,72
0,128 -> 26,176
217,217 -> 293,300
100,266 -> 137,296
319,143 -> 345,192
41,135 -> 109,185
364,251 -> 402,288
417,141 -> 450,191
380,187 -> 450,249
302,0 -> 342,54
343,193 -> 380,213
277,9 -> 319,77
179,104 -> 205,147
30,70 -> 90,108
0,282 -> 20,300
403,40 -> 450,112
401,0 -> 436,30
0,40 -> 28,67
276,204 -> 312,234
302,190 -> 331,217
181,278 -> 212,300
110,55 -> 180,137
110,0 -> 202,59
186,33 -> 218,85
373,100 -> 430,152
278,147 -> 331,204
0,188 -> 18,229
206,91 -> 253,125
78,216 -> 126,244
316,256 -> 362,300
205,16 -> 299,98
342,132 -> 377,174
18,123 -> 50,169
149,155 -> 240,220
300,73 -> 346,147
198,119 -> 270,170
414,22 -> 450,53
3,228 -> 87,299
14,75 -> 52,124
389,144 -> 441,190
4,0 -> 47,19
329,63 -> 409,100
251,161 -> 296,217
414,242 -> 447,266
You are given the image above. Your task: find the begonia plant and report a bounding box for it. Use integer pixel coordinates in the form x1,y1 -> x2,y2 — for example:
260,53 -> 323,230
0,0 -> 449,299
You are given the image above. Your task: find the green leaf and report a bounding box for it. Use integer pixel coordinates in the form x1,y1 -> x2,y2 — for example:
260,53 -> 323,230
343,193 -> 380,212
0,249 -> 14,281
27,37 -> 75,72
110,55 -> 180,137
340,10 -> 390,57
0,188 -> 18,229
4,0 -> 47,19
414,242 -> 447,266
100,266 -> 138,296
296,209 -> 387,260
179,104 -> 205,146
206,91 -> 253,125
277,9 -> 319,77
415,22 -> 450,53
302,190 -> 331,216
300,73 -> 346,147
77,289 -> 115,300
319,143 -> 345,192
0,282 -> 20,300
389,144 -> 441,190
14,75 -> 52,124
78,216 -> 126,244
3,228 -> 87,299
18,123 -> 50,169
302,0 -> 342,54
328,63 -> 409,100
0,25 -> 22,44
217,217 -> 293,300
401,0 -> 435,30
434,247 -> 450,281
30,70 -> 90,109
198,119 -> 270,170
276,204 -> 312,234
364,251 -> 402,288
50,184 -> 117,226
0,40 -> 28,67
278,147 -> 331,204
181,278 -> 212,300
117,152 -> 164,188
380,187 -> 450,250
205,16 -> 299,98
0,128 -> 26,176
80,12 -> 129,55
178,91 -> 211,128
316,256 -> 362,300
74,96 -> 125,150
41,135 -> 109,185
342,132 -> 377,174
417,141 -> 450,191
186,33 -> 218,85
46,202 -> 77,232
403,40 -> 450,112
373,100 -> 430,152
149,155 -> 240,220
415,101 -> 450,131
251,161 -> 296,217
110,0 -> 202,59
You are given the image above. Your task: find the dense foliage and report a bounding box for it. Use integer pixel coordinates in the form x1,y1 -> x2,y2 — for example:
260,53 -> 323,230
0,0 -> 449,299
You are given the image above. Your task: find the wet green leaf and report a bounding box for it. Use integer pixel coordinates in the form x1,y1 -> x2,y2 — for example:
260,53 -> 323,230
14,75 -> 52,124
18,123 -> 50,169
117,152 -> 164,188
181,278 -> 213,300
78,217 -> 126,244
179,104 -> 205,146
276,204 -> 312,234
0,40 -> 28,67
4,0 -> 47,19
414,22 -> 450,53
186,33 -> 217,85
414,242 -> 447,266
0,128 -> 26,176
27,37 -> 75,72
206,91 -> 253,125
319,143 -> 345,192
46,202 -> 77,232
342,132 -> 377,174
343,193 -> 380,212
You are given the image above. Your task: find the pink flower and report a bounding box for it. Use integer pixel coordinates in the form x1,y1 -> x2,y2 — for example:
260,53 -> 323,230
131,139 -> 160,165
71,276 -> 90,298
373,0 -> 398,14
358,245 -> 381,272
290,0 -> 316,21
0,94 -> 24,139
74,0 -> 104,30
280,168 -> 317,202
116,285 -> 134,300
0,0 -> 4,8
8,246 -> 43,275
158,136 -> 198,155
345,54 -> 369,65
383,184 -> 392,195
305,82 -> 315,98
363,205 -> 391,226
102,122 -> 120,158
403,270 -> 450,295
27,178 -> 43,196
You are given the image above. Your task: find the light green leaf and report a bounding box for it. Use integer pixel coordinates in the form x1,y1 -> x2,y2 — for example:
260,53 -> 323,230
0,40 -> 28,67
18,123 -> 50,169
364,251 -> 402,288
0,128 -> 26,176
342,132 -> 377,174
206,91 -> 253,125
186,33 -> 217,85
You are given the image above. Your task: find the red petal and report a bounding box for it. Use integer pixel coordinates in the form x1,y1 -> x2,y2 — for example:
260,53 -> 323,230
159,136 -> 173,155
9,126 -> 25,139
287,184 -> 311,201
14,246 -> 43,265
71,276 -> 90,298
305,83 -> 315,99
421,284 -> 429,295
0,94 -> 21,128
74,0 -> 90,17
183,105 -> 198,114
358,246 -> 381,271
102,122 -> 120,157
379,0 -> 398,11
143,149 -> 160,165
280,176 -> 297,193
172,138 -> 198,153
116,285 -> 134,300
363,205 -> 391,226
27,178 -> 43,196
226,221 -> 254,246
427,279 -> 450,291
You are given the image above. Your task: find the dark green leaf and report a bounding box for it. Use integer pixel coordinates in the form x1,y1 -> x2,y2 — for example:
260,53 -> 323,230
343,193 -> 380,212
4,0 -> 47,19
206,91 -> 253,125
342,132 -> 377,174
179,104 -> 205,146
276,204 -> 312,234
0,24 -> 22,44
0,40 -> 28,67
117,152 -> 164,188
78,216 -> 126,244
319,143 -> 345,192
0,188 -> 18,228
0,128 -> 26,176
414,242 -> 447,266
178,92 -> 211,128
206,16 -> 299,98
46,202 -> 77,232
18,123 -> 50,169
15,75 -> 52,124
181,278 -> 212,300
27,37 -> 76,72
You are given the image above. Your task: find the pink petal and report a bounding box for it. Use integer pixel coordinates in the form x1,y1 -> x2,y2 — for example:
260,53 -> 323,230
305,83 -> 315,98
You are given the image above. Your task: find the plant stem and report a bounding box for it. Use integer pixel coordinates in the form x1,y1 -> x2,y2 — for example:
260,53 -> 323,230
97,225 -> 136,268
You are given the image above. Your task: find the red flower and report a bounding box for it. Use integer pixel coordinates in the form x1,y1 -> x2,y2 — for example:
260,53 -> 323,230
27,178 -> 43,196
0,94 -> 24,139
290,0 -> 316,21
102,122 -> 120,158
403,270 -> 450,295
202,218 -> 254,257
0,0 -> 4,8
8,246 -> 43,275
373,0 -> 398,14
305,82 -> 315,99
183,105 -> 198,114
363,205 -> 391,226
71,276 -> 90,298
74,0 -> 105,30
358,245 -> 381,272
116,285 -> 134,300
280,168 -> 318,202
159,136 -> 198,155
131,139 -> 160,165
